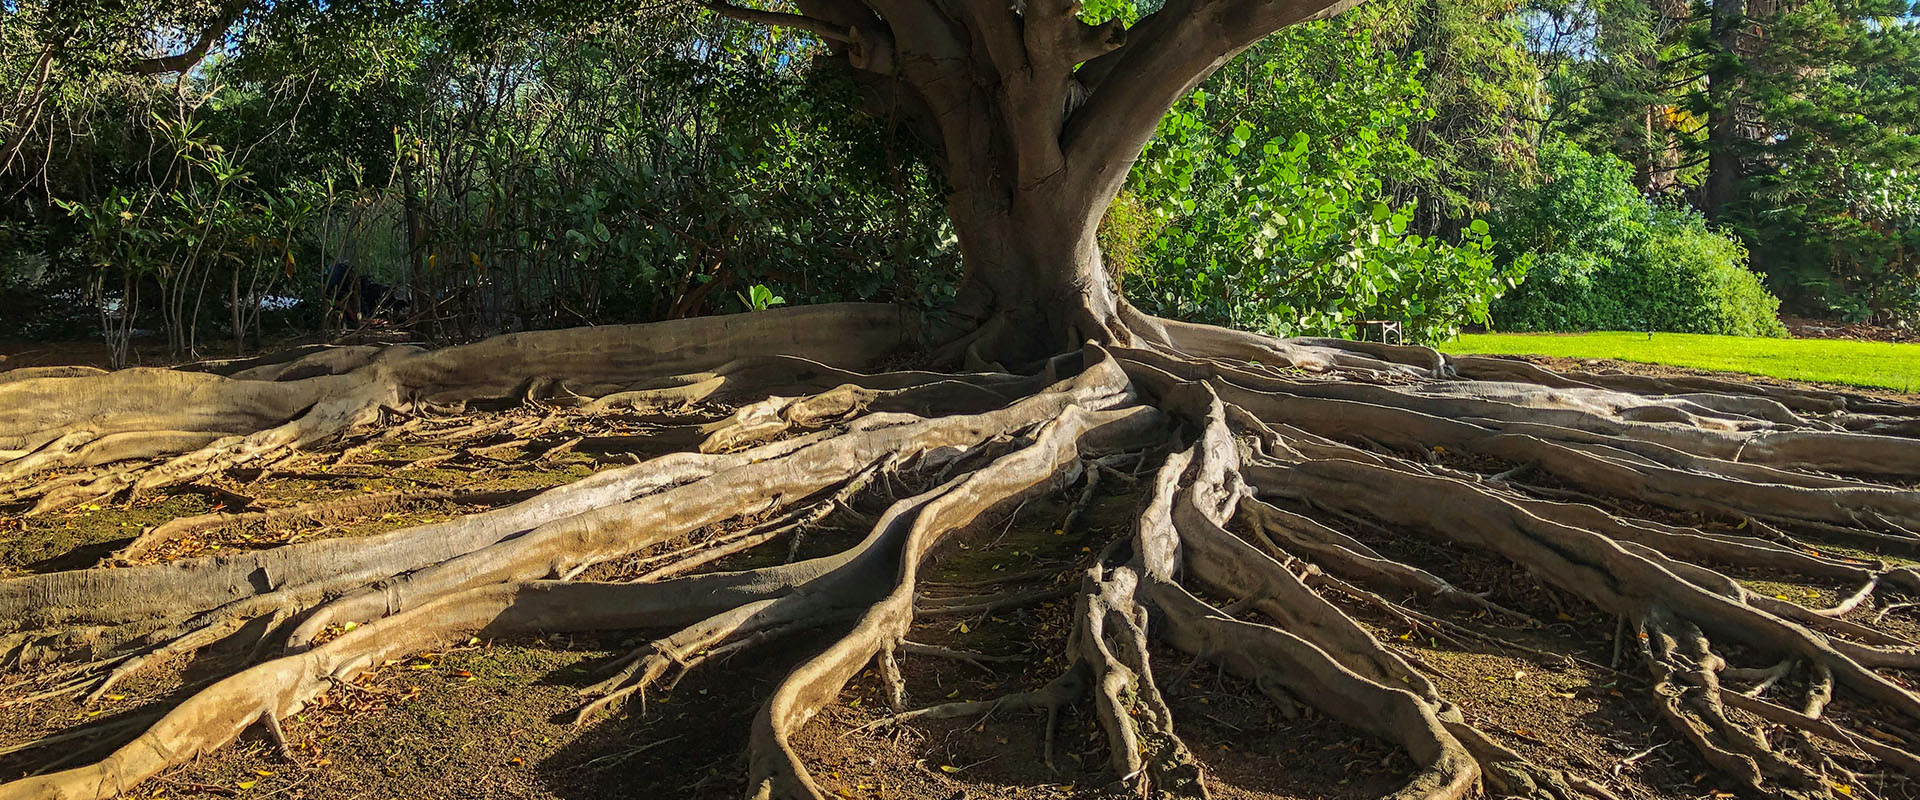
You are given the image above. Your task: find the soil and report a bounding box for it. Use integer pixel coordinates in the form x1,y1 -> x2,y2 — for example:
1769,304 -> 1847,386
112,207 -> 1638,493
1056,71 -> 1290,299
1784,316 -> 1919,345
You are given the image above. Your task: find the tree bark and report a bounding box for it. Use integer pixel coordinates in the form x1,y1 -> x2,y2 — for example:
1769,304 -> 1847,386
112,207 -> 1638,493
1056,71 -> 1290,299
945,179 -> 1124,362
1702,0 -> 1746,218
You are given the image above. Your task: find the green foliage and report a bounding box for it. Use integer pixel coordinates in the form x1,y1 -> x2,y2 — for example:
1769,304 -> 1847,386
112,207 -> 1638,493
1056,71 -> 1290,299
1716,1 -> 1920,324
1363,0 -> 1547,220
1120,23 -> 1521,343
1527,0 -> 1920,324
1492,141 -> 1786,337
737,284 -> 787,311
363,19 -> 954,335
9,0 -> 1906,356
1641,212 -> 1787,336
50,112 -> 318,362
4,8 -> 955,353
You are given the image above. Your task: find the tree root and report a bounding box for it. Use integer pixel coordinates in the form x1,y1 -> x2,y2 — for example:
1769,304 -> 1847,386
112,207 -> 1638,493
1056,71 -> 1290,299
104,486 -> 542,565
0,304 -> 918,512
5,308 -> 1920,800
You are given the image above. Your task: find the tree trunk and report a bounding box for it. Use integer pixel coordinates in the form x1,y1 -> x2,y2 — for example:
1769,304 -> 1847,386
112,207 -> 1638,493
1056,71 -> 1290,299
927,73 -> 1132,364
230,266 -> 245,358
946,183 -> 1124,362
1702,0 -> 1746,218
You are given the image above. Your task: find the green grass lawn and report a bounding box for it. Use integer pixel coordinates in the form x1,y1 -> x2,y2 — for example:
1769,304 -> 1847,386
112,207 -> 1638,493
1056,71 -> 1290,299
1438,331 -> 1920,393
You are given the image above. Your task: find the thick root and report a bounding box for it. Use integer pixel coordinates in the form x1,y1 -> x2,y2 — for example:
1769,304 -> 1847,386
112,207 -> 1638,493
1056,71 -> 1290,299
6,307 -> 1920,800
0,304 -> 918,511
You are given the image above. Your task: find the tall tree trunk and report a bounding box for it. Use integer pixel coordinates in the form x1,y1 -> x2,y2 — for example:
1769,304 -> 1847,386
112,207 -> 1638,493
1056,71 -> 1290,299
230,267 -> 244,357
1702,0 -> 1746,218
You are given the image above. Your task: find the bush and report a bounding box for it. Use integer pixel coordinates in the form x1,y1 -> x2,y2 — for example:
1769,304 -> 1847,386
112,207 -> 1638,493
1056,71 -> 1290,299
1493,141 -> 1786,337
1635,212 -> 1786,336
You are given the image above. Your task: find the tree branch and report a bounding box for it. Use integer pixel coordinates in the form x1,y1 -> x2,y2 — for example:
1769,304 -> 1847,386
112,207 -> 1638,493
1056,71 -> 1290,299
1023,0 -> 1125,71
128,5 -> 245,76
703,0 -> 856,43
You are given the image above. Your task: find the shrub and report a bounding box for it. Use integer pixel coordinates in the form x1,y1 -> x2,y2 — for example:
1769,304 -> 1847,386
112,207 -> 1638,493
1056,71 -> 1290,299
1493,141 -> 1786,337
1634,211 -> 1786,337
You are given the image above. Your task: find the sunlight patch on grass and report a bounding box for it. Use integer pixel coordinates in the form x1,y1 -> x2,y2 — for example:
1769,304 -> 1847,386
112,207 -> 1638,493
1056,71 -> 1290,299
1439,331 -> 1920,393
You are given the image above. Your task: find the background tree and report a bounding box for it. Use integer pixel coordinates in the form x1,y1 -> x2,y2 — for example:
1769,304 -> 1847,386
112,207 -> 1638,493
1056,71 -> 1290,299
1524,0 -> 1920,322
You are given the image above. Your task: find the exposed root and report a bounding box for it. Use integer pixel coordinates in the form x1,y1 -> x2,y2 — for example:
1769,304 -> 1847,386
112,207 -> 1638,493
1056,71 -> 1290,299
849,672 -> 1079,736
743,395 -> 1163,799
282,357 -> 1136,648
0,576 -> 808,800
104,486 -> 541,565
5,307 -> 1920,800
0,304 -> 918,511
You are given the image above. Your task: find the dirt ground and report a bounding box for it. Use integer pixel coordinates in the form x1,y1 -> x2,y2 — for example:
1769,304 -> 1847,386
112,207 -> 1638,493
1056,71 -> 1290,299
0,330 -> 409,372
1784,316 -> 1918,345
2,362 -> 1915,799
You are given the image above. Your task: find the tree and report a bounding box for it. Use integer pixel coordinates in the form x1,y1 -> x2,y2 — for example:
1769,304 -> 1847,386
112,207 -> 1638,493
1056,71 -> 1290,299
4,3 -> 1920,800
1527,0 -> 1920,320
1372,0 -> 1546,227
1490,138 -> 1788,336
1714,0 -> 1920,319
